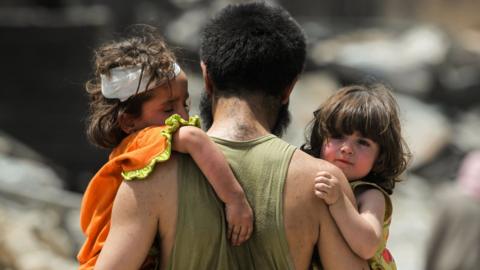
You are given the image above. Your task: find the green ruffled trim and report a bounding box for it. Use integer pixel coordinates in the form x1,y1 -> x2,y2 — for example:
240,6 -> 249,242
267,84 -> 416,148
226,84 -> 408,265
122,114 -> 201,181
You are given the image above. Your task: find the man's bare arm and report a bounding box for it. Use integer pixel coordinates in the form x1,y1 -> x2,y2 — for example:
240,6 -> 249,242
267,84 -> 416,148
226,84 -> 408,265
94,173 -> 163,269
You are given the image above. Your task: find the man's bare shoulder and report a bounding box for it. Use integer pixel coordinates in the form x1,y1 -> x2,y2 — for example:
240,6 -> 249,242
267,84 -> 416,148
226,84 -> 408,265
146,153 -> 180,182
289,149 -> 344,180
288,149 -> 355,206
119,153 -> 180,203
284,150 -> 336,208
285,149 -> 352,211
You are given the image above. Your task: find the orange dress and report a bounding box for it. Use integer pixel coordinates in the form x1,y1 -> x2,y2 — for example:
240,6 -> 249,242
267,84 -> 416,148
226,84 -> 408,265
77,114 -> 200,270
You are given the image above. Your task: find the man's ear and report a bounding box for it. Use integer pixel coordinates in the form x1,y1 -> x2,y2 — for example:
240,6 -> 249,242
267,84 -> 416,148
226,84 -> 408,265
281,77 -> 299,105
118,113 -> 137,134
200,61 -> 213,96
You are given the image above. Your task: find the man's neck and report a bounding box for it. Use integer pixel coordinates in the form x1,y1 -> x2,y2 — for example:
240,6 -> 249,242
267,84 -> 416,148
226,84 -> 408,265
207,97 -> 272,141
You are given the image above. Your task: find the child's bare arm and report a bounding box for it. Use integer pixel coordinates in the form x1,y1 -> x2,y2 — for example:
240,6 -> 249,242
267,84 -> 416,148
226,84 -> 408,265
315,171 -> 384,259
173,126 -> 253,246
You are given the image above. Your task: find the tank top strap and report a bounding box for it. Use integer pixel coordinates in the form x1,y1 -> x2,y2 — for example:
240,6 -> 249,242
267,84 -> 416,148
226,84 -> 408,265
350,180 -> 393,222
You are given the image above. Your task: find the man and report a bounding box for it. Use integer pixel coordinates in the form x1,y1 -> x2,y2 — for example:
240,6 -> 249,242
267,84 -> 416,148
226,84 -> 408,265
95,2 -> 368,269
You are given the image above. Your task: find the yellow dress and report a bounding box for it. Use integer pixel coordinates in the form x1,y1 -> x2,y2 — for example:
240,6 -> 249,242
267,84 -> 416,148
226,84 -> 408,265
351,180 -> 397,270
77,114 -> 200,270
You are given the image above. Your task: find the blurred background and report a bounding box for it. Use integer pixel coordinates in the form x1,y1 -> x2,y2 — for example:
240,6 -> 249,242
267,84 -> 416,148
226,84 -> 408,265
1,0 -> 479,269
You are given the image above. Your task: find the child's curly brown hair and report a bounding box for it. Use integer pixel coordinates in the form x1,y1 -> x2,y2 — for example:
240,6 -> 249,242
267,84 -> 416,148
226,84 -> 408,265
302,84 -> 411,194
85,25 -> 176,149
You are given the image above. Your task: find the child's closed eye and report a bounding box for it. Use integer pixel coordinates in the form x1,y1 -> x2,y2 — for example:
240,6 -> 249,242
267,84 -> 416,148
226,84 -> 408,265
163,108 -> 174,114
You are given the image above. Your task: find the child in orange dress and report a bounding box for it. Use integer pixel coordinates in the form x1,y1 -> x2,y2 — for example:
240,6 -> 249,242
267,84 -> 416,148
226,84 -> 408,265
77,27 -> 253,270
302,84 -> 411,270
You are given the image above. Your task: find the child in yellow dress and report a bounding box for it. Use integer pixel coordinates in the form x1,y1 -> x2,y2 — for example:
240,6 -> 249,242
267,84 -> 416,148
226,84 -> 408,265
77,27 -> 253,270
302,84 -> 411,270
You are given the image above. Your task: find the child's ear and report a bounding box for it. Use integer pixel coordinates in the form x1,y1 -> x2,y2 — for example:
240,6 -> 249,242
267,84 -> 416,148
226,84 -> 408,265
118,113 -> 137,134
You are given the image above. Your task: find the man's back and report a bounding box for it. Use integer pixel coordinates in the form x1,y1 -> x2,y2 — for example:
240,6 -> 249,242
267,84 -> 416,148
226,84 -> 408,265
162,134 -> 296,269
215,135 -> 297,268
148,135 -> 365,270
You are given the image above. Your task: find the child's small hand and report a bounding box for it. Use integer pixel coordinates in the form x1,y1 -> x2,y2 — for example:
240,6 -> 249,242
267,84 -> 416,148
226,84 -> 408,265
225,196 -> 254,246
314,171 -> 341,205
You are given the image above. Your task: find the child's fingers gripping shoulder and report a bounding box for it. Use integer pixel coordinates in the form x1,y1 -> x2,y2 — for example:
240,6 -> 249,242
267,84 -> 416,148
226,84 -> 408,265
316,170 -> 333,178
314,175 -> 333,185
315,189 -> 326,199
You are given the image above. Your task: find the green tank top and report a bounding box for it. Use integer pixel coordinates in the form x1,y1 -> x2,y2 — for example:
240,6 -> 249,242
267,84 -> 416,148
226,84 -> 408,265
166,134 -> 296,270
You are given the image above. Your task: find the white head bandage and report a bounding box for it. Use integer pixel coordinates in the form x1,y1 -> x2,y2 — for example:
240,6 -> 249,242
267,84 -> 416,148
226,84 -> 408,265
101,63 -> 181,101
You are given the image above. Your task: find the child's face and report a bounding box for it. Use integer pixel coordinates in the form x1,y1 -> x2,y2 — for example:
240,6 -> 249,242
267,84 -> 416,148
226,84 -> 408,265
134,71 -> 190,130
321,131 -> 379,181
